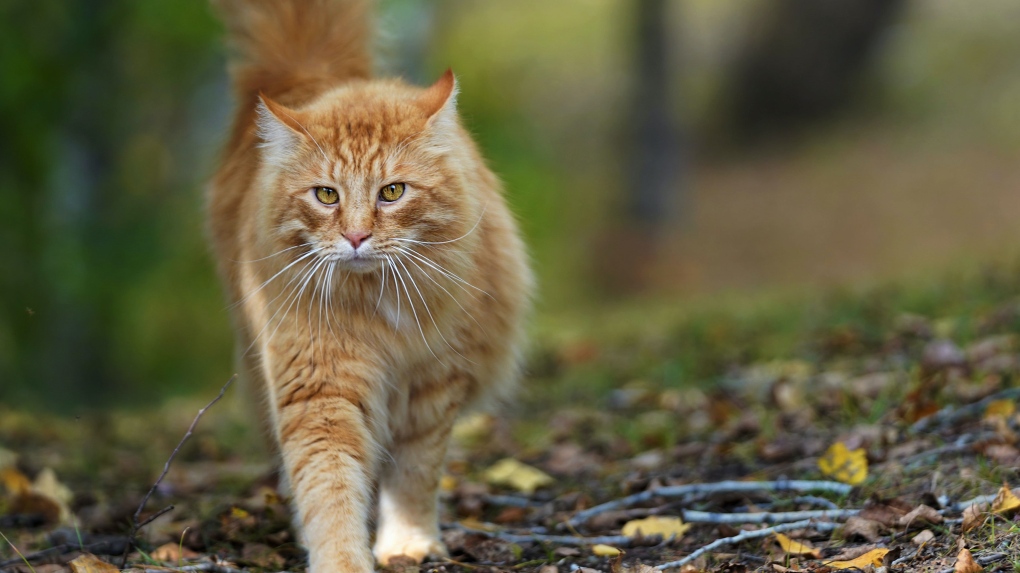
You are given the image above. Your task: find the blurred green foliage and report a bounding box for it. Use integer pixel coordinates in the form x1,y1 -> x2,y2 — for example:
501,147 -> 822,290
4,0 -> 1020,411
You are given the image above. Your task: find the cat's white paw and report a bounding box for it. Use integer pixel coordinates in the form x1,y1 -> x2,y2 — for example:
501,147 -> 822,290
373,531 -> 448,565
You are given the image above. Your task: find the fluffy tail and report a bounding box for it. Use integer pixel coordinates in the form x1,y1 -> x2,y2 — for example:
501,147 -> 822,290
214,0 -> 372,107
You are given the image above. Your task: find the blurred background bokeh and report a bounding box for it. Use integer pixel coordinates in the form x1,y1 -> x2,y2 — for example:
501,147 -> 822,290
4,0 -> 1020,410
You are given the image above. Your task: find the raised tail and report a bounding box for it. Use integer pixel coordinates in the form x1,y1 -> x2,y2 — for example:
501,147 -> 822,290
214,0 -> 372,108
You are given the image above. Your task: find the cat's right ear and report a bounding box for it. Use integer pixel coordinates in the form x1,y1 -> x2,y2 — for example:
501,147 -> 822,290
255,94 -> 309,166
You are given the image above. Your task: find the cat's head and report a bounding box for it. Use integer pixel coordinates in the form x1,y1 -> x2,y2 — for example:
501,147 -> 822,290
253,70 -> 476,274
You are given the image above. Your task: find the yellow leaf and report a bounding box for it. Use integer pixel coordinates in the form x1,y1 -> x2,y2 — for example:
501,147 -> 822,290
825,548 -> 890,569
621,516 -> 691,540
985,399 -> 1016,420
483,458 -> 554,494
991,483 -> 1020,515
592,544 -> 622,557
0,467 -> 31,496
458,517 -> 498,532
69,553 -> 119,573
440,474 -> 458,493
774,533 -> 821,559
230,506 -> 251,519
817,442 -> 868,485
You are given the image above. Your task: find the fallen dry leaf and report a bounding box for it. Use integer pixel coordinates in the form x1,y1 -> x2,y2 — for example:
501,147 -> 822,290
0,467 -> 31,496
961,503 -> 988,532
68,554 -> 118,573
824,548 -> 889,570
152,542 -> 200,563
898,504 -> 943,528
991,483 -> 1020,516
592,544 -> 622,557
32,468 -> 73,523
984,399 -> 1016,420
817,442 -> 868,485
621,516 -> 691,540
774,533 -> 821,559
912,529 -> 935,546
842,516 -> 882,542
483,458 -> 554,494
859,497 -> 912,527
954,547 -> 981,573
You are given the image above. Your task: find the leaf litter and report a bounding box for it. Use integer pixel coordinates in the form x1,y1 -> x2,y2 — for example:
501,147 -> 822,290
8,270 -> 1020,571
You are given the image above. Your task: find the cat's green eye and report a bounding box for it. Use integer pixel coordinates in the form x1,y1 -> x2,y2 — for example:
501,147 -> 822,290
380,182 -> 405,202
314,186 -> 339,205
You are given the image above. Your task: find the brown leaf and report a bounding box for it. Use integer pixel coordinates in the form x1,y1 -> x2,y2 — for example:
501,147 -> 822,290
68,554 -> 118,573
954,547 -> 982,573
859,497 -> 911,527
151,542 -> 200,564
897,504 -> 943,528
961,503 -> 988,533
240,543 -> 285,569
912,529 -> 935,546
827,544 -> 881,562
842,516 -> 883,542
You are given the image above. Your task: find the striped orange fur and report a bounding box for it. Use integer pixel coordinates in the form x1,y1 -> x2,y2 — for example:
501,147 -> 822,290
207,1 -> 532,571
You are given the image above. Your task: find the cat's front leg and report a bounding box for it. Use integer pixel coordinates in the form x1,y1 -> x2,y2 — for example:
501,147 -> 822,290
271,354 -> 380,573
374,373 -> 469,564
373,419 -> 454,564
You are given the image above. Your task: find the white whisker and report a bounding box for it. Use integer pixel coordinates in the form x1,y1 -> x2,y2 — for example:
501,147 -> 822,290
241,255 -> 320,357
401,251 -> 483,330
388,255 -> 443,365
230,242 -> 311,264
393,245 -> 494,300
393,204 -> 488,246
394,255 -> 473,364
230,247 -> 322,310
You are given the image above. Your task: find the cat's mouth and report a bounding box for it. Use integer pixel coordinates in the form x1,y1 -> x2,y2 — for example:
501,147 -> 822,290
327,251 -> 381,273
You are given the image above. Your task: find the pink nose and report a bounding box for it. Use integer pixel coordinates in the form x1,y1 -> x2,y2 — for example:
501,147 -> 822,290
344,230 -> 371,249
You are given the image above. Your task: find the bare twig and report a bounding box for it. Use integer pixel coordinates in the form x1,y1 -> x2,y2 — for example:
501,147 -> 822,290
682,508 -> 859,524
483,494 -> 545,508
136,504 -> 175,530
653,519 -> 839,570
568,480 -> 852,527
934,552 -> 1006,573
448,523 -> 632,547
120,375 -> 236,567
910,387 -> 1020,434
0,539 -> 131,568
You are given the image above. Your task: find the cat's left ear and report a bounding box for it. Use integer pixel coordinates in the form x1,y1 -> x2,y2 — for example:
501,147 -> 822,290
418,69 -> 459,132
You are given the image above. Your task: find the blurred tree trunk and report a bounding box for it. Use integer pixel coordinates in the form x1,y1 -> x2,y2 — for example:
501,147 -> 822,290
596,0 -> 685,294
725,0 -> 905,141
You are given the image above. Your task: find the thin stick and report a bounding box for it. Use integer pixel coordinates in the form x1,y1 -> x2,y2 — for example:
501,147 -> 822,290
682,508 -> 859,524
934,552 -> 1006,573
136,505 -> 175,529
120,375 -> 236,567
0,539 -> 131,568
910,387 -> 1020,434
653,519 -> 839,570
568,480 -> 852,527
448,524 -> 632,547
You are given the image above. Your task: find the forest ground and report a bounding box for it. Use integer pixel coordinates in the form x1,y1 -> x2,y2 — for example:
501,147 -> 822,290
6,263 -> 1020,573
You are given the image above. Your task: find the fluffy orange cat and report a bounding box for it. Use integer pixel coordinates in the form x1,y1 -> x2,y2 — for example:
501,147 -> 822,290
206,1 -> 532,571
